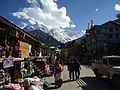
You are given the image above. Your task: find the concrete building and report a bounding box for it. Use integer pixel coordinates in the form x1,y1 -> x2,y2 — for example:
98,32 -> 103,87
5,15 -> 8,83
86,19 -> 120,58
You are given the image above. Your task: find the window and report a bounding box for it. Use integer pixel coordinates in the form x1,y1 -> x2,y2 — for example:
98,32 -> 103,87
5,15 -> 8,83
104,27 -> 107,30
91,50 -> 93,53
116,28 -> 118,31
103,58 -> 108,65
116,34 -> 119,39
109,58 -> 120,66
109,28 -> 113,32
108,34 -> 113,39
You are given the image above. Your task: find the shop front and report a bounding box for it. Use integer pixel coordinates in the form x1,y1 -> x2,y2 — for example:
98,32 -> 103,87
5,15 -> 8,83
0,58 -> 14,85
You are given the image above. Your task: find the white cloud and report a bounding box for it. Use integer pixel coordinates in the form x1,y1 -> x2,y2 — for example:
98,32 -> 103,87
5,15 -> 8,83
10,21 -> 14,23
27,0 -> 37,4
70,24 -> 76,28
115,4 -> 120,11
95,8 -> 99,12
20,22 -> 28,29
28,19 -> 36,24
54,0 -> 58,2
12,0 -> 75,29
81,30 -> 86,33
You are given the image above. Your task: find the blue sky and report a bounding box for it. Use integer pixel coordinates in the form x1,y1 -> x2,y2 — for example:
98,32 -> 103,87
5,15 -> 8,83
0,0 -> 120,32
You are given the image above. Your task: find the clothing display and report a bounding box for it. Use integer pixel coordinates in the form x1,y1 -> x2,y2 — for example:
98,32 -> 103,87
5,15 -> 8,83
0,69 -> 5,84
3,83 -> 21,90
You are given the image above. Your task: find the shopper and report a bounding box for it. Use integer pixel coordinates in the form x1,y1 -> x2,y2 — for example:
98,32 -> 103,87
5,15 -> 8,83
54,60 -> 63,88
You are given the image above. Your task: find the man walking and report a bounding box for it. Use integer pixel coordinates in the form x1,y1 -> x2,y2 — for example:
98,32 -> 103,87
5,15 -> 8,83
68,60 -> 75,80
74,60 -> 81,80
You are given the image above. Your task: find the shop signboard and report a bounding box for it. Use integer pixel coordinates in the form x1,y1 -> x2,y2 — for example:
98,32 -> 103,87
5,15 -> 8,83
3,59 -> 14,68
19,41 -> 29,58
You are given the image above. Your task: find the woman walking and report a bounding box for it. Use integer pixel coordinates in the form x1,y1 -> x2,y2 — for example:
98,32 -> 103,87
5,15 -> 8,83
54,60 -> 63,88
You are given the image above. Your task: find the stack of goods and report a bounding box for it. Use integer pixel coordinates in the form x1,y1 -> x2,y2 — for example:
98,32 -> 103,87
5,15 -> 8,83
5,72 -> 11,84
23,76 -> 43,89
23,76 -> 50,90
0,69 -> 5,85
3,83 -> 21,90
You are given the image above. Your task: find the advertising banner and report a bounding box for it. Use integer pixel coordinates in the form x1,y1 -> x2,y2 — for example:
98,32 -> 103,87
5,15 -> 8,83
3,59 -> 14,68
19,41 -> 29,58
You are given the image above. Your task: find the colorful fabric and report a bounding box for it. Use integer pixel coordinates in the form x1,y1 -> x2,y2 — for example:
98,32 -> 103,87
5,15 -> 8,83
3,83 -> 21,90
31,81 -> 43,86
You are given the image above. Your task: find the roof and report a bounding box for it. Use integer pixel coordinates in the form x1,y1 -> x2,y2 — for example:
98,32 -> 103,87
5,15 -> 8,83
113,19 -> 120,25
86,25 -> 100,33
101,19 -> 120,27
0,16 -> 44,45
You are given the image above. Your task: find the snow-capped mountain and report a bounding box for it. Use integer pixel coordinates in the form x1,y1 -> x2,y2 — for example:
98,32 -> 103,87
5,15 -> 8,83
28,30 -> 61,46
24,24 -> 49,33
24,24 -> 84,43
49,28 -> 83,43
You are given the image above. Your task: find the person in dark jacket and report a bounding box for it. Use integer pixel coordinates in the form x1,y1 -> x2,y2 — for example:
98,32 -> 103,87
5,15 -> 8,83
68,60 -> 75,80
74,60 -> 81,79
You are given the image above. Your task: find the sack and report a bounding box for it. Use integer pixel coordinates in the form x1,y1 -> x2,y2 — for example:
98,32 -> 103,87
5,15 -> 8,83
28,85 -> 44,90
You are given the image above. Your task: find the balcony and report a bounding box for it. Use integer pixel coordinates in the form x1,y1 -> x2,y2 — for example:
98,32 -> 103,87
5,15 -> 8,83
104,40 -> 120,43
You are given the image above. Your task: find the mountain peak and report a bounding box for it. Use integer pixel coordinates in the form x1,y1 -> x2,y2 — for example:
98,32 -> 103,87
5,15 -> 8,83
24,24 -> 84,43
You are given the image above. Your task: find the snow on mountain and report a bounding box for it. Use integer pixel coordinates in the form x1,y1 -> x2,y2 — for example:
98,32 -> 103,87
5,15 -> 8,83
49,28 -> 83,43
29,30 -> 61,46
24,24 -> 49,33
24,24 -> 84,43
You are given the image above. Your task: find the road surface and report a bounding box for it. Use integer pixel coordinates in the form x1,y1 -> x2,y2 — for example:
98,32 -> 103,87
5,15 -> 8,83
45,65 -> 114,90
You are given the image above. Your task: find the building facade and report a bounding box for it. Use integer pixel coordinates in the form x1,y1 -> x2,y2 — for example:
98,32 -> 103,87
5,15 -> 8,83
86,19 -> 120,58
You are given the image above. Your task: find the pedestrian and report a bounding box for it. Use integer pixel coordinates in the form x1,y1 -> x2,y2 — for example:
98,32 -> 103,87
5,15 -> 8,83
74,60 -> 81,80
54,60 -> 63,88
68,60 -> 75,80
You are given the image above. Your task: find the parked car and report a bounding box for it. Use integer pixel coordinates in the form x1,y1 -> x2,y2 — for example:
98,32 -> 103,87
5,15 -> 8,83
91,56 -> 120,89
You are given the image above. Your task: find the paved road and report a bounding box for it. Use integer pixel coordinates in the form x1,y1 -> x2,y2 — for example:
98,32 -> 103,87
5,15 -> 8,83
45,65 -> 114,90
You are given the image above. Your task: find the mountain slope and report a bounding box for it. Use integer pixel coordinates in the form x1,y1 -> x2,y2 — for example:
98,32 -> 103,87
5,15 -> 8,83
24,24 -> 84,43
49,28 -> 83,43
29,30 -> 61,46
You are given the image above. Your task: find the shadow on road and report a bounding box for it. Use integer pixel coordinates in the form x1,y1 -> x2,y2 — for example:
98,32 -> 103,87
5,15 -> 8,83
63,79 -> 74,83
76,77 -> 114,90
47,86 -> 59,90
50,79 -> 74,85
47,79 -> 74,90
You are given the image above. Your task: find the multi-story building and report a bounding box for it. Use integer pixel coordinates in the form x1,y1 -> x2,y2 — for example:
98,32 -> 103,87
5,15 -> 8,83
86,18 -> 120,58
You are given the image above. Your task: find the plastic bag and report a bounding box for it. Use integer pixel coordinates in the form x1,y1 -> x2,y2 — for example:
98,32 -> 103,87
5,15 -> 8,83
28,85 -> 44,90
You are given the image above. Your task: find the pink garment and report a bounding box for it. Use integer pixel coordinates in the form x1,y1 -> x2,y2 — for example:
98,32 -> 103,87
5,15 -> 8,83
3,83 -> 21,90
55,72 -> 61,81
31,81 -> 43,86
